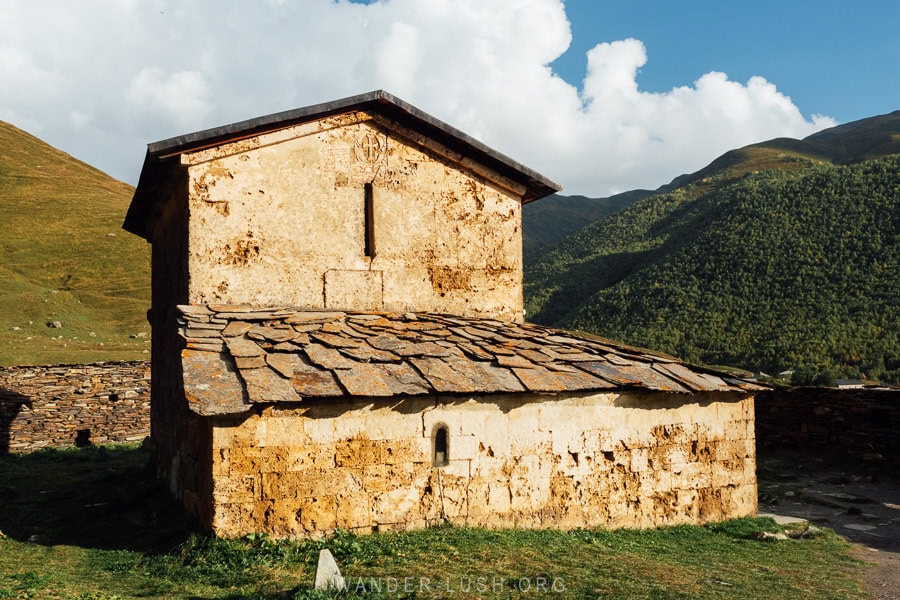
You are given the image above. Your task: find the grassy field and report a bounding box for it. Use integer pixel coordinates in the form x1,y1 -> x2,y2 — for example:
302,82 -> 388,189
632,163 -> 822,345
0,445 -> 868,599
0,121 -> 150,367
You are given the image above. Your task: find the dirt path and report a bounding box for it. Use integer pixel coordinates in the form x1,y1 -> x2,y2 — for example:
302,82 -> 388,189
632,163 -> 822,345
757,449 -> 900,599
856,547 -> 900,600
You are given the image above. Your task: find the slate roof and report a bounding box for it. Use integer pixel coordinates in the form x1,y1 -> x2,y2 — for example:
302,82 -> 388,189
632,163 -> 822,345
177,305 -> 763,416
125,90 -> 562,240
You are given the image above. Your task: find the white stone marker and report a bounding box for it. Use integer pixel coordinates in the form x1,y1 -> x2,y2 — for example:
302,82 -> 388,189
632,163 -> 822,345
314,548 -> 346,591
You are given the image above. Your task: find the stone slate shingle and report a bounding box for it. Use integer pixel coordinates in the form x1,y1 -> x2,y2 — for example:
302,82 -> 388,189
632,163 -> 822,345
177,305 -> 763,415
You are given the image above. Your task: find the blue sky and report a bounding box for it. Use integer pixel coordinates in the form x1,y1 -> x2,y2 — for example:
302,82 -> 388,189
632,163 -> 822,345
1,0 -> 896,195
554,0 -> 899,124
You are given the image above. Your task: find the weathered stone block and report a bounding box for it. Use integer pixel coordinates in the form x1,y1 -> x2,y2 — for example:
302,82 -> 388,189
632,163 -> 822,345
378,438 -> 417,465
301,417 -> 336,444
440,459 -> 470,478
261,417 -> 304,447
334,437 -> 386,468
335,491 -> 372,529
223,446 -> 289,474
656,444 -> 686,470
285,445 -> 337,471
629,447 -> 650,472
262,468 -> 362,500
298,495 -> 338,533
363,462 -> 415,493
212,426 -> 236,449
213,501 -> 263,537
213,474 -> 260,504
336,403 -> 425,441
451,434 -> 477,461
371,486 -> 423,524
324,269 -> 384,312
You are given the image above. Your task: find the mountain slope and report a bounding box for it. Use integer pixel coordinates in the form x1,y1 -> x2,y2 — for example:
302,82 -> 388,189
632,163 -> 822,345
803,109 -> 900,162
523,111 -> 900,270
522,190 -> 651,264
0,121 -> 150,366
659,110 -> 900,193
525,113 -> 900,382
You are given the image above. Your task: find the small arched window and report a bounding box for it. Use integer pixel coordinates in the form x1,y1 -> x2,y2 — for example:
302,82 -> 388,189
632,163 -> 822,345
433,424 -> 449,467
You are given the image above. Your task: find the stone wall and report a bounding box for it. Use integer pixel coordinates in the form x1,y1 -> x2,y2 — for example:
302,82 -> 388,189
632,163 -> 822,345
180,112 -> 525,321
202,390 -> 757,538
756,387 -> 899,474
148,169 -> 193,494
0,361 -> 151,454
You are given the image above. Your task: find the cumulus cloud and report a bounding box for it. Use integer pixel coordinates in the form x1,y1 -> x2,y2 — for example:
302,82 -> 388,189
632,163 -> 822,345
0,0 -> 835,195
559,38 -> 836,192
124,68 -> 213,129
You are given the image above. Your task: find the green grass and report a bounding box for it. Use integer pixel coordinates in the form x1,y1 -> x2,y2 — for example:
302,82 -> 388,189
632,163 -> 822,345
0,445 -> 869,599
0,120 -> 150,367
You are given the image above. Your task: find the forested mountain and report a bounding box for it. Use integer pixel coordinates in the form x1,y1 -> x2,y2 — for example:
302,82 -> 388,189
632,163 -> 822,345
522,190 -> 651,264
525,113 -> 900,383
0,121 -> 149,366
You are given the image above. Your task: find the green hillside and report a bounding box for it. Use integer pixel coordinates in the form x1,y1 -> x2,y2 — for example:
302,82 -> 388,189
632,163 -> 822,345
0,121 -> 150,366
524,111 -> 899,269
525,113 -> 900,383
522,190 -> 650,264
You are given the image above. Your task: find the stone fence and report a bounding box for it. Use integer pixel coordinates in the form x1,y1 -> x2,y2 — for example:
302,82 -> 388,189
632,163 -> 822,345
0,361 -> 150,454
755,387 -> 899,475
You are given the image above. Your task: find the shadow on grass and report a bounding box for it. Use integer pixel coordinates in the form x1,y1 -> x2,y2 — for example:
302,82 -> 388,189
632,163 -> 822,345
0,446 -> 363,598
0,444 -> 196,552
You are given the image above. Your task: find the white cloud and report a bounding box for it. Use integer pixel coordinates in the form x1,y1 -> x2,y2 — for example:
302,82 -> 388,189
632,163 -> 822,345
556,39 -> 836,193
124,68 -> 213,129
0,45 -> 61,97
0,0 -> 835,195
69,110 -> 93,131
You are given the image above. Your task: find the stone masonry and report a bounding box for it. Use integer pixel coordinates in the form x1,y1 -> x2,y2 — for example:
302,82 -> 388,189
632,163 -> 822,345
0,361 -> 150,454
206,391 -> 756,537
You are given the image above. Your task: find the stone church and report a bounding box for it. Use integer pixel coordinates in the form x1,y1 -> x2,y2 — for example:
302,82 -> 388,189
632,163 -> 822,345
124,90 -> 760,537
